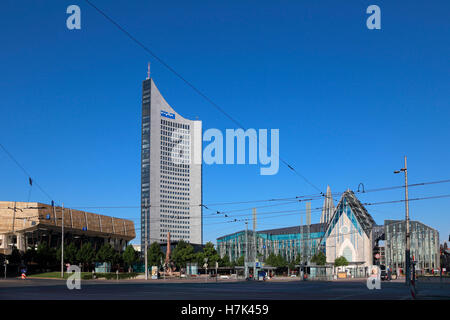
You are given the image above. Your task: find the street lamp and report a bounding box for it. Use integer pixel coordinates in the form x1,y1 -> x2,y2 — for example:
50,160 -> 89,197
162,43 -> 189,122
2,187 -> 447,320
394,156 -> 411,286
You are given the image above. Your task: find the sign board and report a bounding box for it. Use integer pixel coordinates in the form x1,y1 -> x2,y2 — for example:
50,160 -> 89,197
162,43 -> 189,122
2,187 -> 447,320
161,110 -> 175,119
151,266 -> 158,279
375,253 -> 380,259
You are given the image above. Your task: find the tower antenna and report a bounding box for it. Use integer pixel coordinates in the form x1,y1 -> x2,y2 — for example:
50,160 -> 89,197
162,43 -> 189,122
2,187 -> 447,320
147,62 -> 151,79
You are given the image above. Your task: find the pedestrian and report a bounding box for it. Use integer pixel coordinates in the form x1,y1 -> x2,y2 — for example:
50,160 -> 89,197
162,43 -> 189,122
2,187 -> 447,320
387,267 -> 392,281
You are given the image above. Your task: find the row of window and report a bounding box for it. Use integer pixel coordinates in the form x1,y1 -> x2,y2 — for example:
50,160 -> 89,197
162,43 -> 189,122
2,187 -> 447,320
161,194 -> 189,201
161,213 -> 190,218
160,179 -> 189,187
161,174 -> 189,183
160,229 -> 190,234
160,162 -> 191,172
161,189 -> 190,197
161,119 -> 190,130
161,169 -> 189,177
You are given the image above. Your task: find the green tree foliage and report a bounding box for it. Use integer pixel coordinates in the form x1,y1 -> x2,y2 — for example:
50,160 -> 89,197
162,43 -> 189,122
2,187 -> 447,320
65,242 -> 79,264
219,254 -> 231,267
265,253 -> 288,268
288,254 -> 303,270
96,243 -> 115,263
122,245 -> 138,269
196,242 -> 220,267
311,252 -> 326,266
36,242 -> 56,268
113,251 -> 123,268
77,243 -> 95,271
8,247 -> 23,265
235,255 -> 245,266
334,256 -> 349,267
24,247 -> 37,264
171,240 -> 195,269
147,241 -> 164,266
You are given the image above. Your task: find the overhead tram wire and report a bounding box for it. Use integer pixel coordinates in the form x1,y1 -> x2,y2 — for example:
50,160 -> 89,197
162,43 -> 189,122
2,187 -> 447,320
83,0 -> 322,192
85,192 -> 450,228
0,142 -> 54,202
66,177 -> 450,211
22,190 -> 449,234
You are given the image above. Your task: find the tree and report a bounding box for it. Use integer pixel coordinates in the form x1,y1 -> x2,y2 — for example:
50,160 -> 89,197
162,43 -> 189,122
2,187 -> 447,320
24,247 -> 37,264
265,253 -> 287,268
235,255 -> 245,266
334,256 -> 348,267
171,240 -> 195,269
36,242 -> 56,268
196,242 -> 220,268
112,251 -> 123,270
8,247 -> 23,265
77,243 -> 95,271
219,254 -> 231,267
311,252 -> 326,266
147,242 -> 164,267
96,243 -> 115,264
65,242 -> 79,264
122,245 -> 138,271
287,254 -> 303,270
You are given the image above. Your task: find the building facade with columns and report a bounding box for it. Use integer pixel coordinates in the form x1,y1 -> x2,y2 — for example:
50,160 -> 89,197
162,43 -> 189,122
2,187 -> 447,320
0,201 -> 135,255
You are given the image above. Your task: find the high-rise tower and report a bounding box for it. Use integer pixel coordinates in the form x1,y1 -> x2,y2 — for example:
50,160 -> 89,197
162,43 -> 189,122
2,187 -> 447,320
141,71 -> 202,249
320,185 -> 334,225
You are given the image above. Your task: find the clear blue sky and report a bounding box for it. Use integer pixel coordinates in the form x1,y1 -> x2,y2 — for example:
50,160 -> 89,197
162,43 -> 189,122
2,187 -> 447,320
1,0 -> 449,245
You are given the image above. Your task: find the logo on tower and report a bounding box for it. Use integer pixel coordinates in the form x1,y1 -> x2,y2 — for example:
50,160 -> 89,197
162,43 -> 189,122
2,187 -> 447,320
161,110 -> 175,119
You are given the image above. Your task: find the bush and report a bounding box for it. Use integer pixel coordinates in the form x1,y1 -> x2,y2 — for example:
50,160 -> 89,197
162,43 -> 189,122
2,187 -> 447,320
102,272 -> 137,280
82,273 -> 93,280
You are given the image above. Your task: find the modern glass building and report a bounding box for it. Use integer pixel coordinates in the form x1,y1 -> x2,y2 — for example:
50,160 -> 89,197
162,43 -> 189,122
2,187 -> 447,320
216,189 -> 441,275
384,219 -> 440,273
216,189 -> 336,264
141,72 -> 202,249
217,224 -> 327,263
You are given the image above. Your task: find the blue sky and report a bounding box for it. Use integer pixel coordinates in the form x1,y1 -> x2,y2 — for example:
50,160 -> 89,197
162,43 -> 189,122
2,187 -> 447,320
1,0 -> 449,245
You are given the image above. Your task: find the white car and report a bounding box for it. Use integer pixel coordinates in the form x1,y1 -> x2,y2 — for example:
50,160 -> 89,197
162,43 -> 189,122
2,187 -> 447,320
220,275 -> 230,279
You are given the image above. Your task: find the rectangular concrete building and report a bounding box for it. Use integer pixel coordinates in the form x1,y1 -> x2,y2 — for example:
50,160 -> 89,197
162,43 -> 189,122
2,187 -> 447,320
141,75 -> 202,249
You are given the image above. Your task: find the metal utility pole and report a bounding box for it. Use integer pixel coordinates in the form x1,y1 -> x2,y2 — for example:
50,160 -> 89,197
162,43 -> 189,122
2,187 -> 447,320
300,215 -> 303,278
394,156 -> 411,285
306,202 -> 311,264
12,202 -> 17,232
253,208 -> 257,280
144,198 -> 148,280
245,220 -> 248,279
61,203 -> 64,278
4,260 -> 8,280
